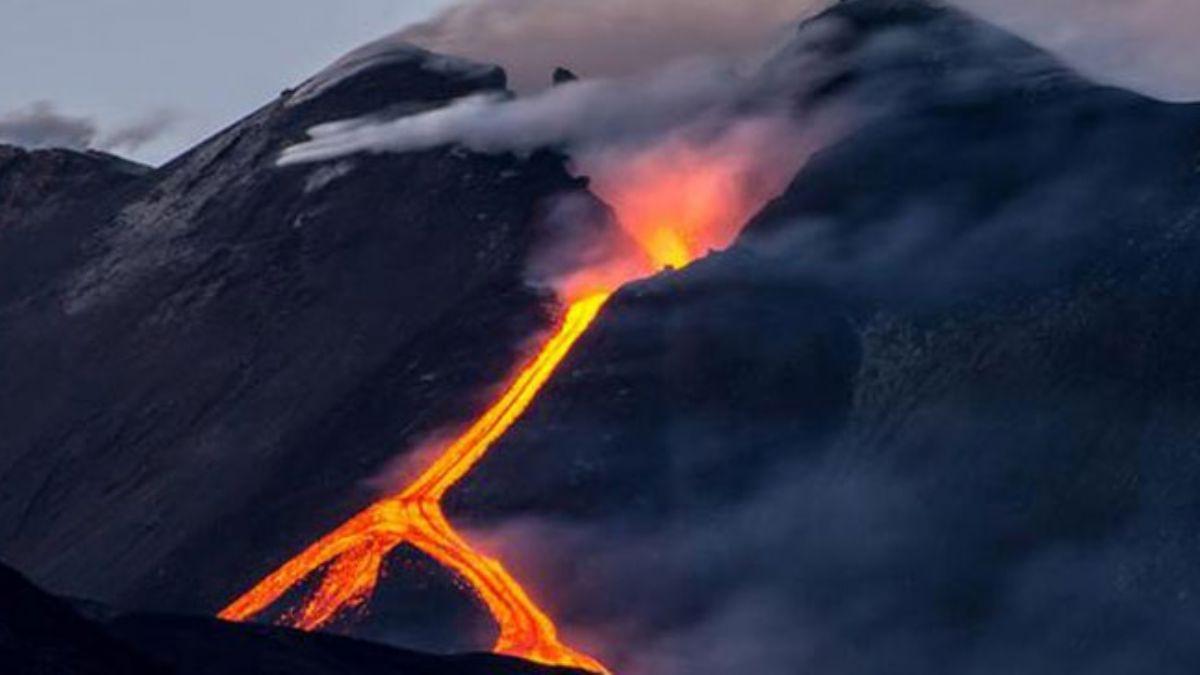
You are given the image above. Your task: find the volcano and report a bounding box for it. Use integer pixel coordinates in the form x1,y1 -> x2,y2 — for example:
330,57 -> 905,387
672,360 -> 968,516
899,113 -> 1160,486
3,1 -> 1200,673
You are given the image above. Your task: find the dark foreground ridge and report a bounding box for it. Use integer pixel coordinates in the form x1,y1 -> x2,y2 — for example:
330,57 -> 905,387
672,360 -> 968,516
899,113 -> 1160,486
0,561 -> 585,675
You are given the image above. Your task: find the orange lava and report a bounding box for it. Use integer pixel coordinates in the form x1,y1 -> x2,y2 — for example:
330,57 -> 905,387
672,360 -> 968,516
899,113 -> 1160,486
220,294 -> 610,673
586,119 -> 800,272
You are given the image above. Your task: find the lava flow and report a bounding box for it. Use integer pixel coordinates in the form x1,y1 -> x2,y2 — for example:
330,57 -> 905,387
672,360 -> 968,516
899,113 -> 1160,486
220,293 -> 610,671
220,117 -> 803,674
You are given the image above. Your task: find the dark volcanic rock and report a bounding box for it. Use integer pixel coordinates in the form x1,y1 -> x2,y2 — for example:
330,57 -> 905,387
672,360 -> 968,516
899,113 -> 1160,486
552,68 -> 579,87
0,144 -> 148,229
0,562 -> 160,675
109,614 -> 585,675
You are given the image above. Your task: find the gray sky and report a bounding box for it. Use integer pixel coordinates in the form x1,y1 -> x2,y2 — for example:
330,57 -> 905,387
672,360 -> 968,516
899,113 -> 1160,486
0,0 -> 451,164
1,0 -> 1198,165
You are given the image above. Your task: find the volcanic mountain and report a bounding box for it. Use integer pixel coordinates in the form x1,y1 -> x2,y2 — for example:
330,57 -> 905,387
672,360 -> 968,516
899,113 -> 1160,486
3,0 -> 1200,673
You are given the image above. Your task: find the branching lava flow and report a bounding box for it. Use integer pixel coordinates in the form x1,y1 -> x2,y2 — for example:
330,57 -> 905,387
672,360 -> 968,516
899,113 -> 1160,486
220,294 -> 611,672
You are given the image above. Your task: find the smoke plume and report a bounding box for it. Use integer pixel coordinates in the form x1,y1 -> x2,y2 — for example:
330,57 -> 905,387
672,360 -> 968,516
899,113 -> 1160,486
0,102 -> 97,151
279,55 -> 795,164
278,37 -> 837,303
397,0 -> 831,91
0,101 -> 178,154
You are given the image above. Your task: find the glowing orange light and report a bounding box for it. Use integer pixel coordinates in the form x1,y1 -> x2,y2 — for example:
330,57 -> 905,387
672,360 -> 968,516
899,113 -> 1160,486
586,123 -> 789,272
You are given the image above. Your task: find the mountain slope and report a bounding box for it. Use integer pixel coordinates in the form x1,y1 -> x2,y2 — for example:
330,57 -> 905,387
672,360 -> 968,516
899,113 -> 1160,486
0,41 -> 595,651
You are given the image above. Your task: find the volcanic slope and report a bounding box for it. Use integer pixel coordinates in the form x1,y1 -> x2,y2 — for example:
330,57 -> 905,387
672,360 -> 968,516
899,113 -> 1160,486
448,1 -> 1200,673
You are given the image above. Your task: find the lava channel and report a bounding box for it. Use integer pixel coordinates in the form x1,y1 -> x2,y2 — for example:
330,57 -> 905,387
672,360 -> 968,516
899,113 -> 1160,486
220,293 -> 611,673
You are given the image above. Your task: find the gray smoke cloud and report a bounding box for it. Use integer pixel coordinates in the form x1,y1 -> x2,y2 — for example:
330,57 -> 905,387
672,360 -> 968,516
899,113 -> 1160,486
398,0 -> 831,91
0,101 -> 97,150
0,101 -> 178,154
98,109 -> 181,154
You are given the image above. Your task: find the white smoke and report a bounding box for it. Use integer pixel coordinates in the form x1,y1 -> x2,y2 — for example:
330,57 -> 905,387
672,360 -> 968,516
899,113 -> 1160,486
279,57 -> 781,165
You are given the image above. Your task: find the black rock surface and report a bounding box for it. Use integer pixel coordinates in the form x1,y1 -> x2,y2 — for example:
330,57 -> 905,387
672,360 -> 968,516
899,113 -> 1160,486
0,562 -> 161,675
0,561 -> 582,675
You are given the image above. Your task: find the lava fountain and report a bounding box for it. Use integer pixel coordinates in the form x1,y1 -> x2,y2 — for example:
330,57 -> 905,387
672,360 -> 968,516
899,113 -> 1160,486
219,117 -> 802,673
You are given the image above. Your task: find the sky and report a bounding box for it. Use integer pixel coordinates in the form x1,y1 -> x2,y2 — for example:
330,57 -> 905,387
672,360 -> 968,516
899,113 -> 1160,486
0,0 -> 450,164
2,0 -> 1198,165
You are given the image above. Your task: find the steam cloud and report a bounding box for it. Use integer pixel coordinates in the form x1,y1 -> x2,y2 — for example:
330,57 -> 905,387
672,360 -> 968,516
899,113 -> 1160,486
398,0 -> 831,91
0,101 -> 178,154
279,57 -> 801,165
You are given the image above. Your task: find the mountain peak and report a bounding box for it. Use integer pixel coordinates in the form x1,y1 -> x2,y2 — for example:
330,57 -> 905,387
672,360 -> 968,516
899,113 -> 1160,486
284,37 -> 507,118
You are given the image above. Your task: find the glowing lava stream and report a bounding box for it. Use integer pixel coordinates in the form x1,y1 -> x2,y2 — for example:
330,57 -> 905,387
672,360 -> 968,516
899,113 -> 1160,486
220,293 -> 611,672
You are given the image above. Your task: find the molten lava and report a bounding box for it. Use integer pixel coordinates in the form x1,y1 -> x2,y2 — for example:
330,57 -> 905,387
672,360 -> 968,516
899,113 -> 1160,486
221,117 -> 806,674
221,294 -> 610,671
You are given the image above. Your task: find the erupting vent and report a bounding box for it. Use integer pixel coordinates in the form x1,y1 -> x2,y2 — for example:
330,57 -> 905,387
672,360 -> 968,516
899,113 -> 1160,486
220,119 -> 801,673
